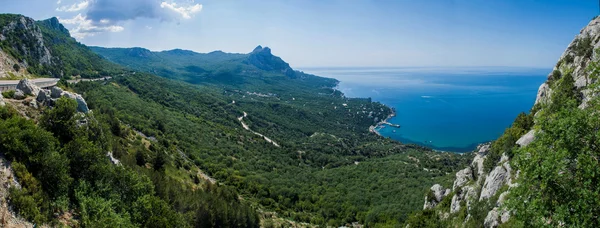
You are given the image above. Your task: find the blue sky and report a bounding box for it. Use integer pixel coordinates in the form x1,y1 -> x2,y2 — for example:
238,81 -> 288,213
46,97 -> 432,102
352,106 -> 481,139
1,0 -> 598,67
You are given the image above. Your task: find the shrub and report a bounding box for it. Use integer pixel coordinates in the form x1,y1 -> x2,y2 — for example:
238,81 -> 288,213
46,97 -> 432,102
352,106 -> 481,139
2,90 -> 15,98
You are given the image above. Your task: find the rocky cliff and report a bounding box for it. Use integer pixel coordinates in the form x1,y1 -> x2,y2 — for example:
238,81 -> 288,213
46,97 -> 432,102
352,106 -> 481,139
0,14 -> 55,78
413,16 -> 600,228
0,14 -> 124,78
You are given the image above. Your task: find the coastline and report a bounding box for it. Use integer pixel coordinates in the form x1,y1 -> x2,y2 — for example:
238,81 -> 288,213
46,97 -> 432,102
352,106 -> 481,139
369,108 -> 397,136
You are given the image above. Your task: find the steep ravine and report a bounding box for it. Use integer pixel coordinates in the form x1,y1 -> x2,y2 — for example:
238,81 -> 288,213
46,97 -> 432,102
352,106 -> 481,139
410,16 -> 600,227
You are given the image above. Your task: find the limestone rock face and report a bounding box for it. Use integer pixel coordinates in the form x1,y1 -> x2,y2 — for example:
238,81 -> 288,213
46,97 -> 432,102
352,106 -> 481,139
535,16 -> 600,107
424,184 -> 450,209
516,130 -> 536,147
535,83 -> 551,105
0,95 -> 4,106
0,15 -> 54,72
453,167 -> 473,191
16,79 -> 40,96
484,208 -> 500,228
472,143 -> 490,182
480,166 -> 508,201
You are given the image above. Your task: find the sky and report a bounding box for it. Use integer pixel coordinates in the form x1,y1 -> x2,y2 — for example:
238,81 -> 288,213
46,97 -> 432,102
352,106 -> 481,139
0,0 -> 598,68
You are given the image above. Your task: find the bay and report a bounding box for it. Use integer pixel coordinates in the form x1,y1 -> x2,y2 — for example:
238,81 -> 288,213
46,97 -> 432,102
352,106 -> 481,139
300,67 -> 549,152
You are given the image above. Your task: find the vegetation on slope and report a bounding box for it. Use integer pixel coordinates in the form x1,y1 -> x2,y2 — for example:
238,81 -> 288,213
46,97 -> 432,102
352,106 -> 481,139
74,72 -> 471,227
0,99 -> 259,227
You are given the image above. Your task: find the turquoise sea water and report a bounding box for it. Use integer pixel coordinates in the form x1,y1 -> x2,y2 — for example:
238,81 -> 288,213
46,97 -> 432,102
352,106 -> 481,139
300,67 -> 549,152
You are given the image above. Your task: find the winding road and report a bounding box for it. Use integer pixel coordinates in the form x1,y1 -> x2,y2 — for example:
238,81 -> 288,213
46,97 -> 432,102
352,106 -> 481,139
238,112 -> 281,147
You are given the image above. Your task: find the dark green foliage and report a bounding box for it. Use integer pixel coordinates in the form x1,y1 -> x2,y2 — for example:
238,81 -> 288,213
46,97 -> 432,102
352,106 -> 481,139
39,97 -> 78,144
2,90 -> 15,98
575,35 -> 594,59
510,100 -> 600,226
12,63 -> 20,71
153,152 -> 166,171
548,70 -> 562,86
549,71 -> 578,112
563,54 -> 574,64
136,150 -> 146,166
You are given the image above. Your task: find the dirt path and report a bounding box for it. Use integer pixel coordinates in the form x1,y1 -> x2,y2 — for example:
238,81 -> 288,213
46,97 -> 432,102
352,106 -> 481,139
238,112 -> 281,147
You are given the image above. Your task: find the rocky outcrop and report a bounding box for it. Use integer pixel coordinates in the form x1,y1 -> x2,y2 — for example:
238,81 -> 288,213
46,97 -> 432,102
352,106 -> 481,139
472,144 -> 489,182
0,95 -> 4,106
484,208 -> 500,228
479,166 -> 508,201
13,89 -> 25,100
516,130 -> 536,147
16,79 -> 39,96
535,83 -> 551,105
453,167 -> 473,191
535,16 -> 600,108
424,184 -> 451,209
61,91 -> 89,113
416,16 -> 600,228
6,79 -> 91,113
247,45 -> 298,78
0,15 -> 54,78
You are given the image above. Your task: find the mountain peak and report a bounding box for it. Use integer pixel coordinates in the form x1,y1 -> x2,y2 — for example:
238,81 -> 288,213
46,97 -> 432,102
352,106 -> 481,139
252,45 -> 271,55
38,17 -> 70,37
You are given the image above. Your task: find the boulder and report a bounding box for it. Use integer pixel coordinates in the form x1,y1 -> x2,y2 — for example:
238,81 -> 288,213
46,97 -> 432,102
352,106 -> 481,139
13,89 -> 25,100
534,83 -> 551,105
424,184 -> 450,209
500,210 -> 511,223
471,154 -> 486,182
16,79 -> 40,96
74,94 -> 89,113
516,130 -> 536,147
453,167 -> 473,191
484,208 -> 500,228
36,89 -> 50,103
480,166 -> 508,201
450,194 -> 461,213
62,91 -> 89,113
497,192 -> 509,207
50,86 -> 63,98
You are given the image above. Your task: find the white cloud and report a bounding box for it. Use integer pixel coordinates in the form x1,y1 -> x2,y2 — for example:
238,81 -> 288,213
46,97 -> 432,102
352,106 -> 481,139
59,14 -> 124,39
160,1 -> 203,19
56,1 -> 89,12
146,26 -> 153,30
57,0 -> 62,4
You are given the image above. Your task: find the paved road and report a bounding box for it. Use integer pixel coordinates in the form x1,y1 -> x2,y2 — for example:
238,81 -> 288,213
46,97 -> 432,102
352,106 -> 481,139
0,77 -> 112,92
0,78 -> 59,92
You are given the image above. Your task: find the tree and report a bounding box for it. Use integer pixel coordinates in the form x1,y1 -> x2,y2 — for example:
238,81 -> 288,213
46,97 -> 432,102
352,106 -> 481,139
40,97 -> 78,144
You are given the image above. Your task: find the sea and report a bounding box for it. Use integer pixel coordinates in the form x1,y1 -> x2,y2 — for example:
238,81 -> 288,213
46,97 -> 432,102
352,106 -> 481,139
300,67 -> 549,153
